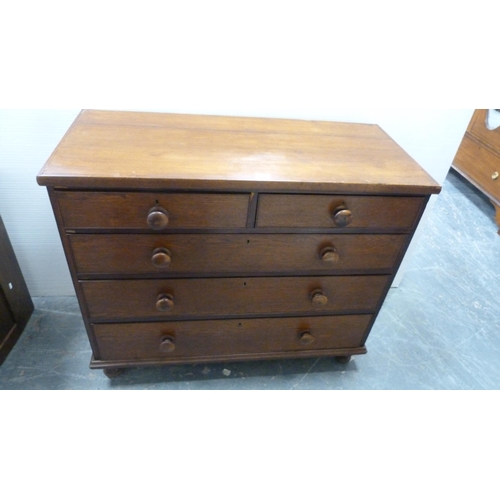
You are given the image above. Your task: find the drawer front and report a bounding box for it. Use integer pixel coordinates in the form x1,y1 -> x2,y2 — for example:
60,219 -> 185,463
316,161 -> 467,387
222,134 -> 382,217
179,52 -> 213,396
256,194 -> 424,229
93,315 -> 372,361
70,233 -> 407,276
82,275 -> 389,320
56,191 -> 250,229
453,134 -> 500,202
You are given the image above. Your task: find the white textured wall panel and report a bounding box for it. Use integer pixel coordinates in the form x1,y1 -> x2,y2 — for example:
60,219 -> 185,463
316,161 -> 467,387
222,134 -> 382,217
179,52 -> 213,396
0,110 -> 80,296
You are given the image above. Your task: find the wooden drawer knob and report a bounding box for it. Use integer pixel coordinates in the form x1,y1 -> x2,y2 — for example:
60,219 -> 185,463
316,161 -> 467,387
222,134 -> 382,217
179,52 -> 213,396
159,336 -> 176,353
321,246 -> 340,263
152,248 -> 171,268
311,289 -> 328,307
299,331 -> 315,345
156,293 -> 174,312
147,206 -> 169,230
492,172 -> 499,180
332,204 -> 353,227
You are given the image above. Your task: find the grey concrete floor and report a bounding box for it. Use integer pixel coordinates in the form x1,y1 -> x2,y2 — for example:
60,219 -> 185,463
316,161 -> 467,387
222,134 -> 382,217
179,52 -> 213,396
1,168 -> 499,389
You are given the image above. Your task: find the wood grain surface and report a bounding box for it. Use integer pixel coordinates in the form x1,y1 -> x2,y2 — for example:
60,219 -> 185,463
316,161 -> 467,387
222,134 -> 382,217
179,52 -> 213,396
82,275 -> 389,321
69,233 -> 407,276
38,110 -> 437,371
56,191 -> 250,229
93,314 -> 372,361
256,194 -> 425,229
37,110 -> 441,194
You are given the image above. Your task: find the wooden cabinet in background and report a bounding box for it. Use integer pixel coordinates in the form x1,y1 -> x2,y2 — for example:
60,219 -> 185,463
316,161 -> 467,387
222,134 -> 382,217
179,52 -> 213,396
37,110 -> 440,377
452,109 -> 500,233
0,216 -> 34,365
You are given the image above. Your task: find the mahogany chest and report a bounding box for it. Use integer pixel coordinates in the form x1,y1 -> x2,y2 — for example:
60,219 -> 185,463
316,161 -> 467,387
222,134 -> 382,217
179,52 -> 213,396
37,110 -> 440,377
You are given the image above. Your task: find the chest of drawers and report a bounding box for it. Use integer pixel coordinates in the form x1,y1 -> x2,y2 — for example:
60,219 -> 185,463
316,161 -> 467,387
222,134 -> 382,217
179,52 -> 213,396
37,110 -> 440,377
452,109 -> 500,233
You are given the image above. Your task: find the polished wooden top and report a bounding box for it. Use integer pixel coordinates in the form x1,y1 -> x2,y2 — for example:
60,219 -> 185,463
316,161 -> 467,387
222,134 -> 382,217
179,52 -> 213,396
37,110 -> 441,194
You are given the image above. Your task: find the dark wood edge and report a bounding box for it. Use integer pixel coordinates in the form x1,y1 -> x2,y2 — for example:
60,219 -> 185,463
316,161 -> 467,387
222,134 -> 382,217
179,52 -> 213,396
52,187 -> 439,197
76,268 -> 396,281
88,309 -> 378,325
46,187 -> 102,358
89,346 -> 368,370
359,195 -> 432,346
63,227 -> 416,235
37,176 -> 442,195
246,192 -> 259,227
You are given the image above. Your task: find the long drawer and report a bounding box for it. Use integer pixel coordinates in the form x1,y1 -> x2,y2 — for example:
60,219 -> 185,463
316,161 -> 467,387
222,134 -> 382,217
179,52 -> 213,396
256,194 -> 425,229
93,315 -> 372,361
82,275 -> 389,321
69,233 -> 407,276
56,191 -> 250,229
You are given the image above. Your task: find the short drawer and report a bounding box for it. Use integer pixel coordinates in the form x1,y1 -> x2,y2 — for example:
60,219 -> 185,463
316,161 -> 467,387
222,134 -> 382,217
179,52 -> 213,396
256,194 -> 425,230
55,191 -> 250,229
69,233 -> 407,276
82,275 -> 389,321
93,315 -> 372,361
